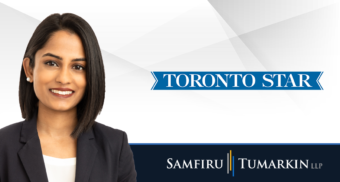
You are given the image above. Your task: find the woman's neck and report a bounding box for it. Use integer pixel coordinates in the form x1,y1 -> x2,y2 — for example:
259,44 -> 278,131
36,102 -> 78,139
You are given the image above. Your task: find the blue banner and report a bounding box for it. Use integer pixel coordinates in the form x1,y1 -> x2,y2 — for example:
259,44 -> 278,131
151,72 -> 323,90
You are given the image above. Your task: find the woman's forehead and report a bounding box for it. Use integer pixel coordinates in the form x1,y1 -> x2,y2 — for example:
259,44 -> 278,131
36,30 -> 85,59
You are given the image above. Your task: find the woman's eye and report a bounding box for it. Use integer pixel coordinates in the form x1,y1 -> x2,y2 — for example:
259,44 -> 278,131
73,65 -> 85,71
45,61 -> 58,67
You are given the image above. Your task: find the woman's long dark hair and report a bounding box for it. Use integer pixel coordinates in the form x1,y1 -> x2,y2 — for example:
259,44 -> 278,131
19,13 -> 106,139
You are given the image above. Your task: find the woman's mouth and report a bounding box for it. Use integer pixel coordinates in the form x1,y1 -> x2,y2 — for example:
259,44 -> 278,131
49,89 -> 75,98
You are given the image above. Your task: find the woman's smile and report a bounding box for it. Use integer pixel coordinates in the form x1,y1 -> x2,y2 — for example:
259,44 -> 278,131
49,88 -> 75,98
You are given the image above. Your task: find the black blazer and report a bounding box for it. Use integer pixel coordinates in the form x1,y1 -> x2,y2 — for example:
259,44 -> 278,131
0,110 -> 137,182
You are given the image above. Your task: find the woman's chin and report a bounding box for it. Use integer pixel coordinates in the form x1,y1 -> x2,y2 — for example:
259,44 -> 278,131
50,105 -> 76,112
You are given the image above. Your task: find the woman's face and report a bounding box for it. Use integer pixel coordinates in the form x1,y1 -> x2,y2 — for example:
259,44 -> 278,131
27,30 -> 87,112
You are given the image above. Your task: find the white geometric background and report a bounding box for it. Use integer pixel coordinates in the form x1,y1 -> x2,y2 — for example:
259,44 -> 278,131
0,0 -> 339,143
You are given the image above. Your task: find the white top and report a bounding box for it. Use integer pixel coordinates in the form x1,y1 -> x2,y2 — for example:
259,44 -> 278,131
43,154 -> 77,182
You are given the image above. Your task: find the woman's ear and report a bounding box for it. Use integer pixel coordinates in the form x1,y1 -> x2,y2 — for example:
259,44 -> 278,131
23,57 -> 33,83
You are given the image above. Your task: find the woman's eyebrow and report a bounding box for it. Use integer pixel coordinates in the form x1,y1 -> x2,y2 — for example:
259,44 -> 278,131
42,53 -> 62,60
42,53 -> 86,62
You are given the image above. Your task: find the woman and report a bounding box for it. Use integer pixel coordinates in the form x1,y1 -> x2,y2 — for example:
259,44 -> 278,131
0,13 -> 137,182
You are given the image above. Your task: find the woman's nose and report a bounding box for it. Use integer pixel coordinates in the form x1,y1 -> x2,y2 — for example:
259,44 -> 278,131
55,66 -> 71,84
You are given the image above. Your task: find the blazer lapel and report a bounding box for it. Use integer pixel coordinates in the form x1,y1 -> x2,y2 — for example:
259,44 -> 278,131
18,109 -> 98,182
75,124 -> 98,182
18,110 -> 49,182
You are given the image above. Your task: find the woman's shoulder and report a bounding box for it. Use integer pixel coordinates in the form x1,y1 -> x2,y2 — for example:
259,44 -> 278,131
0,121 -> 23,137
92,121 -> 127,137
0,121 -> 24,146
92,121 -> 130,148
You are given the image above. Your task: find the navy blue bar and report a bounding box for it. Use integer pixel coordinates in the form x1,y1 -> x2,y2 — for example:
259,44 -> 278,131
130,144 -> 340,182
130,143 -> 340,145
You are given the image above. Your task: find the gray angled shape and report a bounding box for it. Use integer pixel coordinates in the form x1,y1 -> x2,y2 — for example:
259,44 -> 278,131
208,0 -> 337,36
211,8 -> 267,71
236,3 -> 339,71
101,49 -> 146,80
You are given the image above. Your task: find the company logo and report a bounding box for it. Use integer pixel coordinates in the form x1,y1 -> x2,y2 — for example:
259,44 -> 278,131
166,150 -> 322,177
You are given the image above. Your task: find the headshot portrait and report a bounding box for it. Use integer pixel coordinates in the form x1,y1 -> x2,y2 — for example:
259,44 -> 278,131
0,13 -> 137,182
